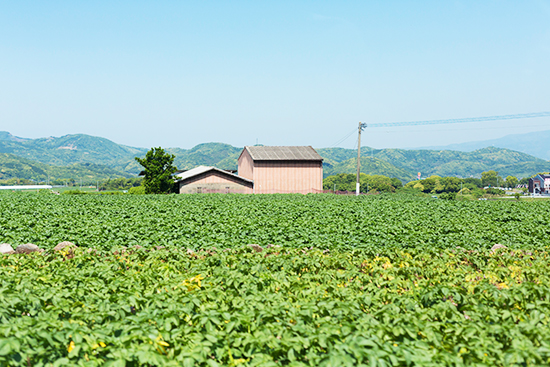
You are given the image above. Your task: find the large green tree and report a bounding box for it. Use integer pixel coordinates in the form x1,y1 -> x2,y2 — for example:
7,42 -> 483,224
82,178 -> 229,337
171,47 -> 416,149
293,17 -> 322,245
135,147 -> 177,194
505,176 -> 519,188
481,170 -> 502,187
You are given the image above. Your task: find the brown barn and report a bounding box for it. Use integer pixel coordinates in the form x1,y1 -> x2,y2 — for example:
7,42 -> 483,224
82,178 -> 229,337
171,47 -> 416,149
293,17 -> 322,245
237,146 -> 323,194
175,166 -> 253,194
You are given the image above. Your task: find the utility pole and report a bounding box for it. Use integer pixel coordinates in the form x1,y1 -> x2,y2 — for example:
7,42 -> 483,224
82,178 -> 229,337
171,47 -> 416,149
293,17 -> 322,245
356,122 -> 367,196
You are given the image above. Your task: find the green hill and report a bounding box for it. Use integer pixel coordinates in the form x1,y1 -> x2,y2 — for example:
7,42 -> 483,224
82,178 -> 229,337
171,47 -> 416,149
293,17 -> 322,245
0,153 -> 132,183
167,143 -> 242,171
0,132 -> 147,173
372,146 -> 550,178
0,132 -> 242,174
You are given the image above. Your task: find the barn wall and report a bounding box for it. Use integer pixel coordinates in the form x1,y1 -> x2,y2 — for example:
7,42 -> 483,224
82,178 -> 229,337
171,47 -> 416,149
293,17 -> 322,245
178,171 -> 253,194
237,150 -> 254,181
253,161 -> 323,194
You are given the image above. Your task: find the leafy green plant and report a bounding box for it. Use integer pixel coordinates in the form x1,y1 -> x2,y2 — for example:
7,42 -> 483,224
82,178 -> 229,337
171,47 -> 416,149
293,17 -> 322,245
1,192 -> 550,365
1,245 -> 550,366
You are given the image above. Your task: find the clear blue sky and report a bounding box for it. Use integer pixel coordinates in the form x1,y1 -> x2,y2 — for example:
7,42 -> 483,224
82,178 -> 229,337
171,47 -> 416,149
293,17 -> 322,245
1,1 -> 549,150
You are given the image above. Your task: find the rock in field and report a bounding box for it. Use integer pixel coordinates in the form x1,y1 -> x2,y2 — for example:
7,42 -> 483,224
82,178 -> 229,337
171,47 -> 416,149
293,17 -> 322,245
247,244 -> 264,253
491,244 -> 508,253
15,243 -> 43,254
53,241 -> 77,252
0,243 -> 15,255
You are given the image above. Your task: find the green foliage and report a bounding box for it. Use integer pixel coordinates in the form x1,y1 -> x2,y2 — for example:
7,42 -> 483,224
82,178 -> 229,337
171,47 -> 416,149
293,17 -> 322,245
404,176 -> 465,196
463,178 -> 482,188
505,176 -> 519,188
135,148 -> 177,194
1,241 -> 550,365
485,188 -> 506,196
100,177 -> 143,191
323,173 -> 402,193
1,193 -> 550,365
438,192 -> 457,200
128,185 -> 146,195
0,178 -> 35,186
481,171 -> 503,187
1,193 -> 549,251
458,187 -> 471,195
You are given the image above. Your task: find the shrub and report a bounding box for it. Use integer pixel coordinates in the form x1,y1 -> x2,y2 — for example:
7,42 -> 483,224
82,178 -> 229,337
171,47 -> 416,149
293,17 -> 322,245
439,192 -> 456,200
485,188 -> 506,196
128,186 -> 145,195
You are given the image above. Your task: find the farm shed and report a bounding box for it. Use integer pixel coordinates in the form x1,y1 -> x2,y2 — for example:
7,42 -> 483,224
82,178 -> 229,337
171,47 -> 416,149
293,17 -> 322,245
175,166 -> 253,194
237,146 -> 323,194
529,174 -> 550,194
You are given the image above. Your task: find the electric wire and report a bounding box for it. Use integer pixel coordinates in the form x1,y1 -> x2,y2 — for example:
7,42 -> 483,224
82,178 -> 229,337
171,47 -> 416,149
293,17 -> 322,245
369,123 -> 550,134
328,128 -> 357,148
368,112 -> 550,128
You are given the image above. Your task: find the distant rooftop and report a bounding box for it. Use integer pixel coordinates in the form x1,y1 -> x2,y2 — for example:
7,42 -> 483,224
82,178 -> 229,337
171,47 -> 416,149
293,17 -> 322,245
243,146 -> 323,161
174,166 -> 252,183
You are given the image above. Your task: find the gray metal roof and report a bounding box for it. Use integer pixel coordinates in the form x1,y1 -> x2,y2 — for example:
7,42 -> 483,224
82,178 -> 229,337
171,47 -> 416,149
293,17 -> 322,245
244,146 -> 323,161
174,166 -> 253,183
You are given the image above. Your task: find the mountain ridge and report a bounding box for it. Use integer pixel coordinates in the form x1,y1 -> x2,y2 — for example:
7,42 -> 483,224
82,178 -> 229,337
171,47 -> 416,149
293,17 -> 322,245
418,129 -> 550,160
0,153 -> 132,183
0,131 -> 549,182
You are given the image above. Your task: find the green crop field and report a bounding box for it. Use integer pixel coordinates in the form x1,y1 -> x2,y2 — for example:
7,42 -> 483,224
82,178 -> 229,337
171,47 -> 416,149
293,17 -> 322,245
1,193 -> 550,366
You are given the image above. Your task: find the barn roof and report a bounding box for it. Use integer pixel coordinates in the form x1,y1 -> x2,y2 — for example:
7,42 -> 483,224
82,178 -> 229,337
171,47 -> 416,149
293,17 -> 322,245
242,146 -> 323,161
174,166 -> 253,183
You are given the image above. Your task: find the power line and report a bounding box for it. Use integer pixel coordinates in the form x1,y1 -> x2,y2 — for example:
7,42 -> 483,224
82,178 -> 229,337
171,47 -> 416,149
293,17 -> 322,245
368,123 -> 550,134
328,128 -> 357,147
367,112 -> 550,128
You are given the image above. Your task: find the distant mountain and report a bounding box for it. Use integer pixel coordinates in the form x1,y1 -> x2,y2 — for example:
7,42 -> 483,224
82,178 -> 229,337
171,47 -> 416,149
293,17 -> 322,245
319,146 -> 550,179
372,146 -> 550,179
0,132 -> 147,173
167,143 -> 242,171
0,132 -> 29,142
0,153 -> 132,183
0,132 -> 242,174
0,131 -> 548,182
420,130 -> 550,161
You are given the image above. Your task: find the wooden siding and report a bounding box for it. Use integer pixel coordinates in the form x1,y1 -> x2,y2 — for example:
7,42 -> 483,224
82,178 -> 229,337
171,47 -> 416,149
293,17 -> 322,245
237,149 -> 254,181
253,161 -> 323,194
178,171 -> 253,194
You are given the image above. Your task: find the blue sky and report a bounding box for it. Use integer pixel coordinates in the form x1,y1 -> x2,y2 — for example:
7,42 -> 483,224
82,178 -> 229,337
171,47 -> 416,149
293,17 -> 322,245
1,1 -> 549,150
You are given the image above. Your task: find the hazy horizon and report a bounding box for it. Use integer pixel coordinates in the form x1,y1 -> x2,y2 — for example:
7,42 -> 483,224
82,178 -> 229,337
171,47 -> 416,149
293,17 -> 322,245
4,127 -> 550,157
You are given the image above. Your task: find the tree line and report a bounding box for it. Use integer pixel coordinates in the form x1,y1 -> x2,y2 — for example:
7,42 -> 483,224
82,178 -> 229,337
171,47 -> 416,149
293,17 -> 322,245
322,170 -> 544,199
